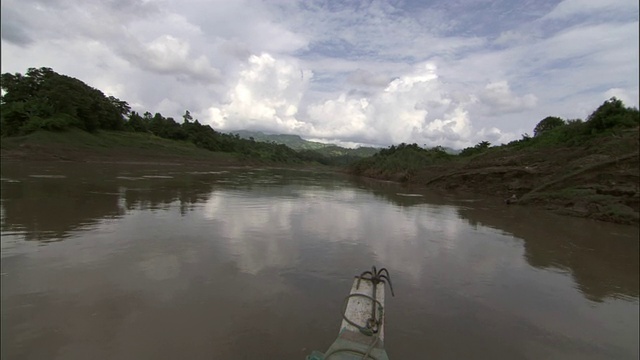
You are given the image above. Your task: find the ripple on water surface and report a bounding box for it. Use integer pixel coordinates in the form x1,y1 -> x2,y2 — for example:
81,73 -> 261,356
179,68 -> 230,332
28,175 -> 67,179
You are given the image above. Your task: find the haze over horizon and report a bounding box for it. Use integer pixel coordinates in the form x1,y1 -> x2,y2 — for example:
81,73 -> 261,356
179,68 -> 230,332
2,0 -> 638,149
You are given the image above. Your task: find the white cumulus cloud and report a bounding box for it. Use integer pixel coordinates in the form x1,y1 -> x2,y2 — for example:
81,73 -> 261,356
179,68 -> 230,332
303,63 -> 505,148
1,0 -> 637,149
203,59 -> 516,148
478,81 -> 538,115
208,53 -> 312,133
139,35 -> 220,82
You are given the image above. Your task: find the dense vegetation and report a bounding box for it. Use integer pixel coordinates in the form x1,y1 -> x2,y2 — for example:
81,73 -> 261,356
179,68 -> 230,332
348,98 -> 639,224
351,97 -> 639,178
2,68 -> 638,223
230,130 -> 380,165
351,143 -> 455,180
1,67 -> 128,134
0,67 -> 318,163
1,67 -> 638,171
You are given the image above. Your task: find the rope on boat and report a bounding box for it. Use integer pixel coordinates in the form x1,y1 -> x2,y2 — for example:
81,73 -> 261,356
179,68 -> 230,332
324,267 -> 395,359
308,267 -> 394,360
341,293 -> 384,336
349,266 -> 395,336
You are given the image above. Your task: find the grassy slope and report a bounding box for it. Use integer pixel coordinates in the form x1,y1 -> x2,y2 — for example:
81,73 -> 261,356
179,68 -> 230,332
3,128 -> 638,223
0,129 -> 239,164
357,128 -> 640,224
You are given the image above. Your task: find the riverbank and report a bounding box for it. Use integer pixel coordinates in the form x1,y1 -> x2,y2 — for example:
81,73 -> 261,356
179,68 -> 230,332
0,129 -> 224,163
352,128 -> 639,225
3,128 -> 638,225
0,129 -> 306,167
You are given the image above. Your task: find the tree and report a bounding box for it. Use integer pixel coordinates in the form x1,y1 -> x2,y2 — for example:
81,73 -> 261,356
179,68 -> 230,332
108,96 -> 131,119
586,97 -> 639,132
534,116 -> 565,137
477,141 -> 491,149
1,67 -> 127,134
127,111 -> 147,132
182,110 -> 193,124
0,102 -> 30,136
459,141 -> 491,157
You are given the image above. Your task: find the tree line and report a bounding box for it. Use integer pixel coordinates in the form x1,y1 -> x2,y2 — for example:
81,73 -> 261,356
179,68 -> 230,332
0,67 -> 306,163
351,97 -> 639,178
1,67 -> 129,134
2,68 -> 637,167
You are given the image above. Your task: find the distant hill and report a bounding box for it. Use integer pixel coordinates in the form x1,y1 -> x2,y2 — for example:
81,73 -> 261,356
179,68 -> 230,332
229,130 -> 379,158
310,144 -> 379,157
229,130 -> 330,150
442,147 -> 461,155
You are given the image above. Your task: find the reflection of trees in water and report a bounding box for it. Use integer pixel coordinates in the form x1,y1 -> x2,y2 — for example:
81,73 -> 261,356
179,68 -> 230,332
122,178 -> 214,215
0,167 -> 353,243
1,180 -> 125,242
456,205 -> 639,303
349,176 -> 451,207
1,175 -> 218,242
8,164 -> 636,303
348,179 -> 639,303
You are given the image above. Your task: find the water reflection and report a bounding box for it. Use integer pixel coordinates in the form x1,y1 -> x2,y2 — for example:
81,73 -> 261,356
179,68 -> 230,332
1,164 -> 234,243
352,178 -> 639,303
1,163 -> 638,360
455,202 -> 639,302
1,183 -> 123,241
0,165 -> 348,243
2,163 -> 638,303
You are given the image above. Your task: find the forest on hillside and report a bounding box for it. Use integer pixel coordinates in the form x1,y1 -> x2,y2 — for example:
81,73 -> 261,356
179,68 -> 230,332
0,67 -> 358,164
1,67 -> 638,169
351,98 -> 639,178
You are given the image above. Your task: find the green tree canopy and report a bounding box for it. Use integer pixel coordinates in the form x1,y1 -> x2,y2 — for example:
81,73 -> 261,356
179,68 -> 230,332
1,67 -> 128,135
459,141 -> 491,157
586,97 -> 639,132
534,116 -> 565,137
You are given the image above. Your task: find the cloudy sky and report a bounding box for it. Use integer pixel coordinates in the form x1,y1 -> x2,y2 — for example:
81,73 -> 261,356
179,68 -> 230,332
2,0 -> 638,148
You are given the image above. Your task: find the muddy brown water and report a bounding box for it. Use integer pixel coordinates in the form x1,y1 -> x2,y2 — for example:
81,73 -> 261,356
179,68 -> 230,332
1,161 -> 638,360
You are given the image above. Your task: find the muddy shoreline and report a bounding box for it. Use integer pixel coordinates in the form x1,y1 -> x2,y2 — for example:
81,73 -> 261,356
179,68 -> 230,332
350,138 -> 640,226
2,135 -> 638,225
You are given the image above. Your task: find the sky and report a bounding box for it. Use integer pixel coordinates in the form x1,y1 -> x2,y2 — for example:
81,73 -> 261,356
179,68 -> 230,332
1,0 -> 638,148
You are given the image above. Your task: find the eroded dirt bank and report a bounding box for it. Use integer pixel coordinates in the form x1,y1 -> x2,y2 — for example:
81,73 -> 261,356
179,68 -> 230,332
356,130 -> 639,225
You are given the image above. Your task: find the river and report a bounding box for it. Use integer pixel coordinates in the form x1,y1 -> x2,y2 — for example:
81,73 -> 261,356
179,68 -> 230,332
1,161 -> 638,360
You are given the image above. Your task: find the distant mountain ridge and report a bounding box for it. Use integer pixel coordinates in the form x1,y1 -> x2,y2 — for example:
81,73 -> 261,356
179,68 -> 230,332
229,130 -> 330,150
229,130 -> 462,155
228,130 -> 380,158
